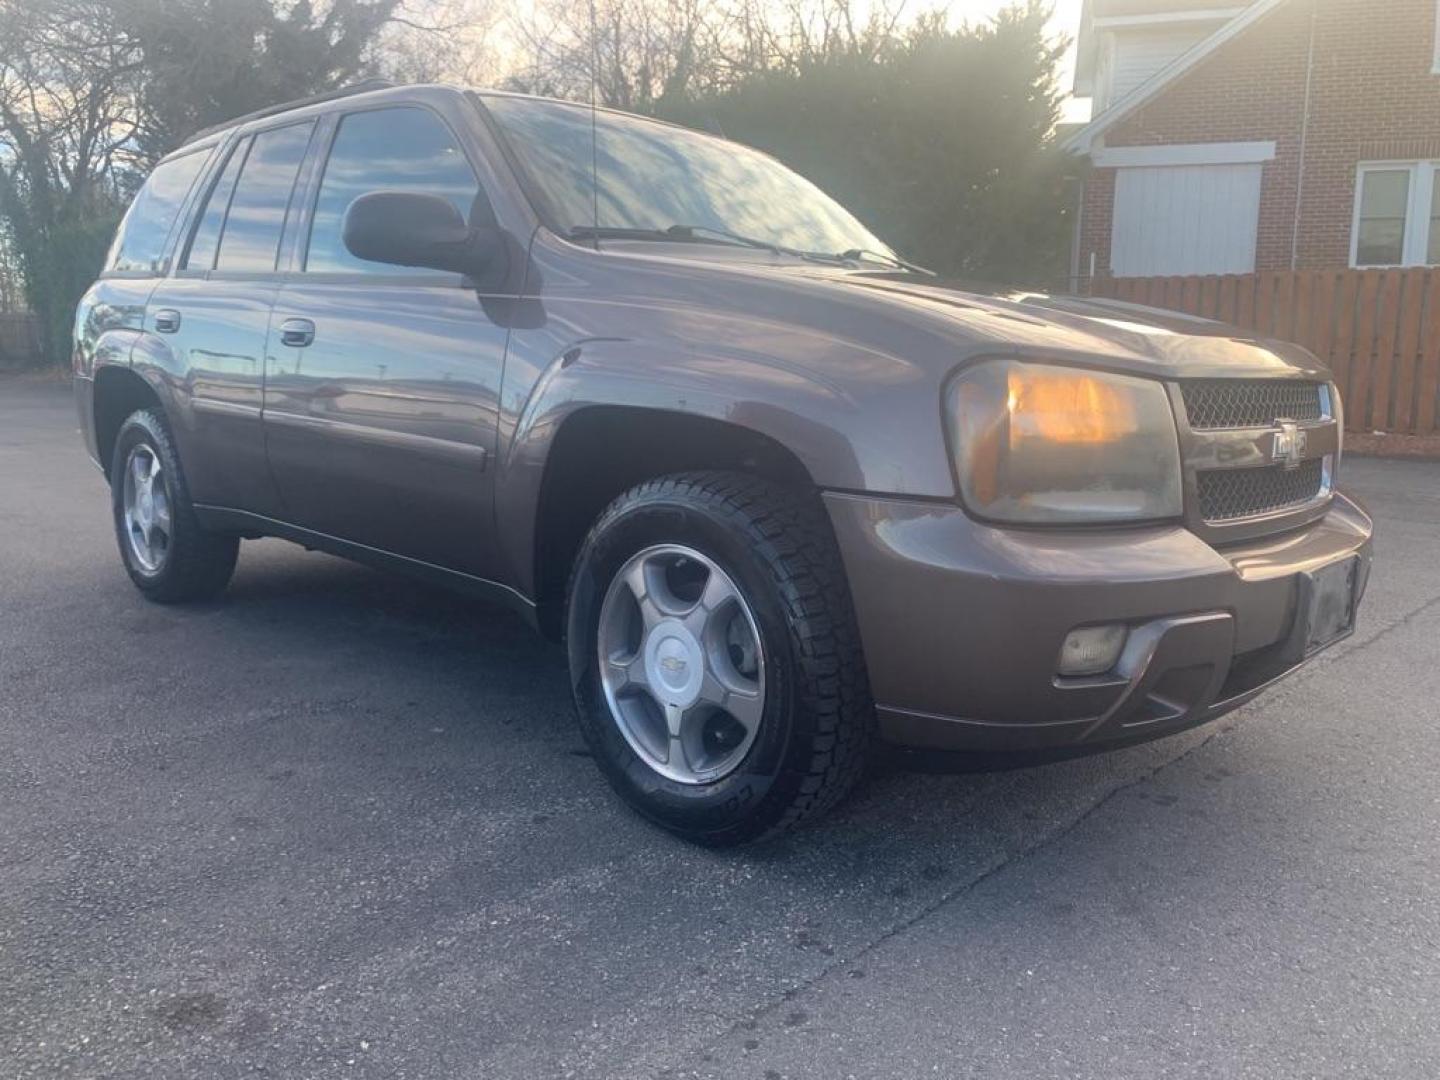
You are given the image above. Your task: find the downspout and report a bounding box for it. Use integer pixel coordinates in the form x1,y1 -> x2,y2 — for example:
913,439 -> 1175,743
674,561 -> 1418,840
1290,0 -> 1318,270
1070,174 -> 1085,292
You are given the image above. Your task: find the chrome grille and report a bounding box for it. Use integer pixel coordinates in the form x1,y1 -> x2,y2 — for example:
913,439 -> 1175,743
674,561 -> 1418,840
1181,380 -> 1325,429
1197,459 -> 1325,522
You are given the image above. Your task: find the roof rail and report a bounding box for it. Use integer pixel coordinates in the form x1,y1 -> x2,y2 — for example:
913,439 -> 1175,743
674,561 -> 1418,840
183,79 -> 397,145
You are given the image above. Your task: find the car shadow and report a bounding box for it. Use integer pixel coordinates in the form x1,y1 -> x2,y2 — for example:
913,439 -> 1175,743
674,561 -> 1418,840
208,541 -> 1203,852
223,540 -> 1123,783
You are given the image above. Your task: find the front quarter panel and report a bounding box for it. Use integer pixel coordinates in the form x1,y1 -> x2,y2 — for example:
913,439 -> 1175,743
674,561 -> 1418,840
494,240 -> 967,595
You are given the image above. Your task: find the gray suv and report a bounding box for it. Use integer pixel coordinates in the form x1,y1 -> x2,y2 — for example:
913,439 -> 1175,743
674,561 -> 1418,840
74,83 -> 1373,843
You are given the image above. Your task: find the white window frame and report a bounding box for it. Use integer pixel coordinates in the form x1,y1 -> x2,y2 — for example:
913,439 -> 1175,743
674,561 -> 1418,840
1434,0 -> 1440,74
1093,9 -> 1247,30
1350,161 -> 1440,268
1094,141 -> 1276,168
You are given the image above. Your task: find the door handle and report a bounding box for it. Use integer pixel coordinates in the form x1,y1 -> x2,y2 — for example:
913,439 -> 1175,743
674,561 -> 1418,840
153,308 -> 181,334
279,318 -> 315,348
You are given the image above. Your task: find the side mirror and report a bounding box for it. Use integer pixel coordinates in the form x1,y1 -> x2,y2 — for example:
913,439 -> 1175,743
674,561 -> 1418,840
341,191 -> 505,280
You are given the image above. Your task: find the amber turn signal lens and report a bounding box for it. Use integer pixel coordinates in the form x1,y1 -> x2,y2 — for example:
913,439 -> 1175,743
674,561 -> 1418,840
1006,367 -> 1141,445
946,360 -> 1183,525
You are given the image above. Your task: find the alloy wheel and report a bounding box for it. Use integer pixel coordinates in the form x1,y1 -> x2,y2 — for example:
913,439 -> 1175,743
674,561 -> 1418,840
121,443 -> 172,574
597,544 -> 766,784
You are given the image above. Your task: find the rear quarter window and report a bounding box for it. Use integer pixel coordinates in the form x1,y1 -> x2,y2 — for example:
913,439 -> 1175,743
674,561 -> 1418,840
213,121 -> 315,273
106,148 -> 211,274
182,137 -> 249,272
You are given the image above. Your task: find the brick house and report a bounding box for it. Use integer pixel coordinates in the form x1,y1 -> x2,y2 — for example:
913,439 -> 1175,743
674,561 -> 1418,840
1066,0 -> 1440,283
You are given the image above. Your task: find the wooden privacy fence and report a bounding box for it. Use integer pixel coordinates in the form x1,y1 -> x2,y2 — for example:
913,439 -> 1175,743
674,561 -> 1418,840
1089,270 -> 1440,436
0,312 -> 42,370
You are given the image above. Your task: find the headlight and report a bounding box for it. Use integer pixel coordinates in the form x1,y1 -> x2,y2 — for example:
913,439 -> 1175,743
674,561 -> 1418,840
945,360 -> 1182,524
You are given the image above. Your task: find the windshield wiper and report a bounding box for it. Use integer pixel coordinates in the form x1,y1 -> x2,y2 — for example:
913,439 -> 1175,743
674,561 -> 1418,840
568,225 -> 677,243
665,225 -> 851,264
569,224 -> 772,250
568,223 -> 850,265
837,248 -> 937,277
672,226 -> 861,266
664,223 -> 783,252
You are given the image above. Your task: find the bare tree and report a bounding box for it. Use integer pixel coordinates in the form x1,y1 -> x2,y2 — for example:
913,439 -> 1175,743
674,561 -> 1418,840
503,0 -> 714,108
497,0 -> 913,107
379,0 -> 506,84
0,0 -> 145,363
0,0 -> 415,365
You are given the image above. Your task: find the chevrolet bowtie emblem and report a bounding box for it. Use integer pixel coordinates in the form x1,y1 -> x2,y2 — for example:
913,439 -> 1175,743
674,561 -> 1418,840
1271,419 -> 1307,470
660,656 -> 687,674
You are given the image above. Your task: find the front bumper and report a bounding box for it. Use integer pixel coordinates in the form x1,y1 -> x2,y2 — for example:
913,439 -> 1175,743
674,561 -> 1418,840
824,492 -> 1373,752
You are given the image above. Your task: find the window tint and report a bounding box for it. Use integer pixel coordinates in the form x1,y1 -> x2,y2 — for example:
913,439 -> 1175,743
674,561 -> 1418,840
106,149 -> 210,273
305,107 -> 480,273
183,138 -> 248,271
1355,169 -> 1410,267
214,121 -> 314,273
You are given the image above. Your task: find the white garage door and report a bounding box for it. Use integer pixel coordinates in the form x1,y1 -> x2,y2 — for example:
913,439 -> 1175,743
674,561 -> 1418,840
1111,163 -> 1263,277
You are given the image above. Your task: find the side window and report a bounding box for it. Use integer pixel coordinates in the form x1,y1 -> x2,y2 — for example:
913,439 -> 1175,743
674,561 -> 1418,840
106,148 -> 210,274
183,137 -> 249,271
304,107 -> 481,274
214,121 -> 315,273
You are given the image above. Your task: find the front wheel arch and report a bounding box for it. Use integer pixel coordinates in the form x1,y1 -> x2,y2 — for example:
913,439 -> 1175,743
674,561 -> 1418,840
529,407 -> 819,639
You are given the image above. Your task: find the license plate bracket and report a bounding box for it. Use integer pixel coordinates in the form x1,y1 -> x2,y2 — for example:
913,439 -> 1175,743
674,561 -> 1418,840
1301,556 -> 1359,655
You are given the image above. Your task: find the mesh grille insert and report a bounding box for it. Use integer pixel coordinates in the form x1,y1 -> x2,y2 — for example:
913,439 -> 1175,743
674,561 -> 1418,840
1197,459 -> 1326,522
1181,380 -> 1324,429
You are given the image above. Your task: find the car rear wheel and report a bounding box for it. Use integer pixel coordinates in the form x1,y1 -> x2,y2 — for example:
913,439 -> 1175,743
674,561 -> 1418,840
565,472 -> 874,845
110,408 -> 238,603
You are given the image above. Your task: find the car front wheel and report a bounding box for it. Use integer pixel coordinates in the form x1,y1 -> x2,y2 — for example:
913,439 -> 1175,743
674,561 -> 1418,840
565,472 -> 873,845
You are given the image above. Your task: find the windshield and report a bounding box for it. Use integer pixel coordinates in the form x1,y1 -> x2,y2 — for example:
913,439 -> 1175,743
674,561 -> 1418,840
481,93 -> 892,258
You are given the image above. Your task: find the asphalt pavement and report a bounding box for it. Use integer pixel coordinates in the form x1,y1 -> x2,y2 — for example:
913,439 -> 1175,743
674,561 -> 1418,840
2,377 -> 1438,1080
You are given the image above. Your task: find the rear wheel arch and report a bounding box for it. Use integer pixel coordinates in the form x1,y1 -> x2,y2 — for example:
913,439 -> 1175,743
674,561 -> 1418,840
93,365 -> 165,481
109,406 -> 239,603
530,406 -> 822,639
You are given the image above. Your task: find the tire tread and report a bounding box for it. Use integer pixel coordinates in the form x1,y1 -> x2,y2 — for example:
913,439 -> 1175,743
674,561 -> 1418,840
112,408 -> 238,604
574,470 -> 874,842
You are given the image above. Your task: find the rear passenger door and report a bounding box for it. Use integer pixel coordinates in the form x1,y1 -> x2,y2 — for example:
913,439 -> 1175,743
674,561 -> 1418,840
263,103 -> 511,578
144,119 -> 317,516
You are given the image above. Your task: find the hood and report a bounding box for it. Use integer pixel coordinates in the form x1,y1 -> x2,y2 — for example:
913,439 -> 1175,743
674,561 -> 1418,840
584,238 -> 1330,383
818,272 -> 1329,382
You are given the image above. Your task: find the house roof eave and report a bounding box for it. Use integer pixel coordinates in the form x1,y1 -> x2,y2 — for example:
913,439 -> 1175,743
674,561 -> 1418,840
1062,0 -> 1289,157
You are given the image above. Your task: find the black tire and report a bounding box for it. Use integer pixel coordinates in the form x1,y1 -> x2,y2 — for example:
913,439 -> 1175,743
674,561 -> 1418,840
110,407 -> 239,603
565,471 -> 874,845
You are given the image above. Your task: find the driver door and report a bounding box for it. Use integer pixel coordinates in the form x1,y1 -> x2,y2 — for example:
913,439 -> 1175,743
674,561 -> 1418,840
263,103 -> 511,578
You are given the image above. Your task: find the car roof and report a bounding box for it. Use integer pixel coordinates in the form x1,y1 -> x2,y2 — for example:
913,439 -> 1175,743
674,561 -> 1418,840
165,81 -> 736,167
180,79 -> 402,146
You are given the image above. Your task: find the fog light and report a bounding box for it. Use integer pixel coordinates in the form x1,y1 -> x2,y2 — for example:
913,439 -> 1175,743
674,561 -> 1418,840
1057,624 -> 1128,677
